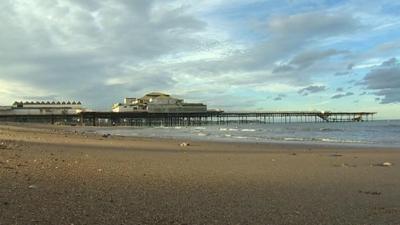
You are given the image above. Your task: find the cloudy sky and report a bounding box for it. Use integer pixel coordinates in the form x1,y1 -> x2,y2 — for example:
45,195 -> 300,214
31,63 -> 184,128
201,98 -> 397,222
0,0 -> 399,118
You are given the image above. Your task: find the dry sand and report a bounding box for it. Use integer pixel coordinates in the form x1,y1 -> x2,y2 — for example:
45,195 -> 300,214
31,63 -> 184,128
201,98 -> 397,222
0,124 -> 399,225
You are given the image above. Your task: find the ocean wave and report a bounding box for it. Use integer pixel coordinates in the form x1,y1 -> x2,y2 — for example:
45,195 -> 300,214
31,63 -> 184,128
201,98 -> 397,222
320,138 -> 363,144
241,129 -> 256,132
234,136 -> 248,139
283,137 -> 305,141
319,128 -> 344,132
277,137 -> 367,144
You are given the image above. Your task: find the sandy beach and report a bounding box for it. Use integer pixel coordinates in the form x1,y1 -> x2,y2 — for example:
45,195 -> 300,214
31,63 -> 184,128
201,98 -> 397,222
0,124 -> 399,225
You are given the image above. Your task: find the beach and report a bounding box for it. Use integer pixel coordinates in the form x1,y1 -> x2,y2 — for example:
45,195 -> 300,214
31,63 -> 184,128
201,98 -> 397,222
0,124 -> 399,225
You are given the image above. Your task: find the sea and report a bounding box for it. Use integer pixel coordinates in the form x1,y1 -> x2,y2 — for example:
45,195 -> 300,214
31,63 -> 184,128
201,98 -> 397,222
83,120 -> 400,148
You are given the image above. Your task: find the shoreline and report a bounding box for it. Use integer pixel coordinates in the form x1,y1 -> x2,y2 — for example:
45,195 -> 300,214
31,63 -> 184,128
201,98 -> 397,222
1,123 -> 400,224
1,123 -> 399,152
76,122 -> 400,149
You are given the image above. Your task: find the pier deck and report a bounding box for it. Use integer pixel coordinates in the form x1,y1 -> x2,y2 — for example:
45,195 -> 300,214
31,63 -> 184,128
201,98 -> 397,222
0,111 -> 376,126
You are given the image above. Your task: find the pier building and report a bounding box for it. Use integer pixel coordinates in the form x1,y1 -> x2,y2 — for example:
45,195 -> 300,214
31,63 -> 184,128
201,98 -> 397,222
0,101 -> 85,115
112,92 -> 207,113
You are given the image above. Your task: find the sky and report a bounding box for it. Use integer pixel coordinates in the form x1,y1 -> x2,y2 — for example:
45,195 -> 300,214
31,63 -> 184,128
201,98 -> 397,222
0,0 -> 399,119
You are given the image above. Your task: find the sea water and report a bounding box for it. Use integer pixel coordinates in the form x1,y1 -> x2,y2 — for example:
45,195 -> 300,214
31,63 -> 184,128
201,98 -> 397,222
84,120 -> 400,148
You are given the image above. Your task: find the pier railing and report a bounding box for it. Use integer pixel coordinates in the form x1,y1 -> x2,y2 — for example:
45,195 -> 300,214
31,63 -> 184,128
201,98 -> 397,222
0,111 -> 375,126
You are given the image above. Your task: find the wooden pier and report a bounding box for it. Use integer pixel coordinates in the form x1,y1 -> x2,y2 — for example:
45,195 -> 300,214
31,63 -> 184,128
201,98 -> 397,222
0,111 -> 376,126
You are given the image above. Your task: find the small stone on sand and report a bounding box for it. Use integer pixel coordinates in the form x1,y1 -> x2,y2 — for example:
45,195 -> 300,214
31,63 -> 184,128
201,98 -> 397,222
180,142 -> 190,147
373,162 -> 393,167
28,184 -> 38,189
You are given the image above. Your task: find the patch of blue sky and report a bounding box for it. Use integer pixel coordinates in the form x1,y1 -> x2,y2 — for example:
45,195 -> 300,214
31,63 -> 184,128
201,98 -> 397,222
284,0 -> 348,12
381,2 -> 400,15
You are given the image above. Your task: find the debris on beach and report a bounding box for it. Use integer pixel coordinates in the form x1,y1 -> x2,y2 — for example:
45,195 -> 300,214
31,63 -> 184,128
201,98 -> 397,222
28,184 -> 38,189
102,134 -> 111,138
358,190 -> 381,195
0,142 -> 8,149
330,153 -> 343,157
3,166 -> 15,170
373,162 -> 393,167
180,142 -> 190,147
334,163 -> 357,168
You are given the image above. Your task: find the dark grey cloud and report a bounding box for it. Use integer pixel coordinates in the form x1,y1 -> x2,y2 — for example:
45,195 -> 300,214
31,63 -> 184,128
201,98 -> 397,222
381,58 -> 398,67
298,85 -> 326,96
336,88 -> 344,92
267,11 -> 361,38
334,71 -> 350,76
361,58 -> 400,103
272,65 -> 295,73
290,49 -> 349,69
347,63 -> 355,70
359,91 -> 367,96
331,92 -> 354,99
273,94 -> 287,101
273,49 -> 349,74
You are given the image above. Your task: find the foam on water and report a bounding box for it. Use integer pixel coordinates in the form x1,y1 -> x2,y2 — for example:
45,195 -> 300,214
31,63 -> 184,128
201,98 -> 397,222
284,137 -> 305,142
241,129 -> 256,132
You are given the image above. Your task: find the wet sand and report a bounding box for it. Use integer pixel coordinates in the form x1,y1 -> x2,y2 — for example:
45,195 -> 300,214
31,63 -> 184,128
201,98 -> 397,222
0,124 -> 400,225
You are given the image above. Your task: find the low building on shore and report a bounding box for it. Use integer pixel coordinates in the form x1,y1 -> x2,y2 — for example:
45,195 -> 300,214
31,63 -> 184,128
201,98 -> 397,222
112,92 -> 207,113
0,101 -> 86,115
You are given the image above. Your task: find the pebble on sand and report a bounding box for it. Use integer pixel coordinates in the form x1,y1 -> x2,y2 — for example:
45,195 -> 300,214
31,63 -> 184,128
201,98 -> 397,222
28,184 -> 38,189
0,142 -> 7,149
373,162 -> 393,167
180,142 -> 190,147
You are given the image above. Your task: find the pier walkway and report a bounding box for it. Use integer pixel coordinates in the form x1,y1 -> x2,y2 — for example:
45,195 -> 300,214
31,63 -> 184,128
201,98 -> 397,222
0,111 -> 376,126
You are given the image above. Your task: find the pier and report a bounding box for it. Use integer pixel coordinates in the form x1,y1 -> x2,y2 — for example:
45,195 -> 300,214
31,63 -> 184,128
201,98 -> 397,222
0,111 -> 376,126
